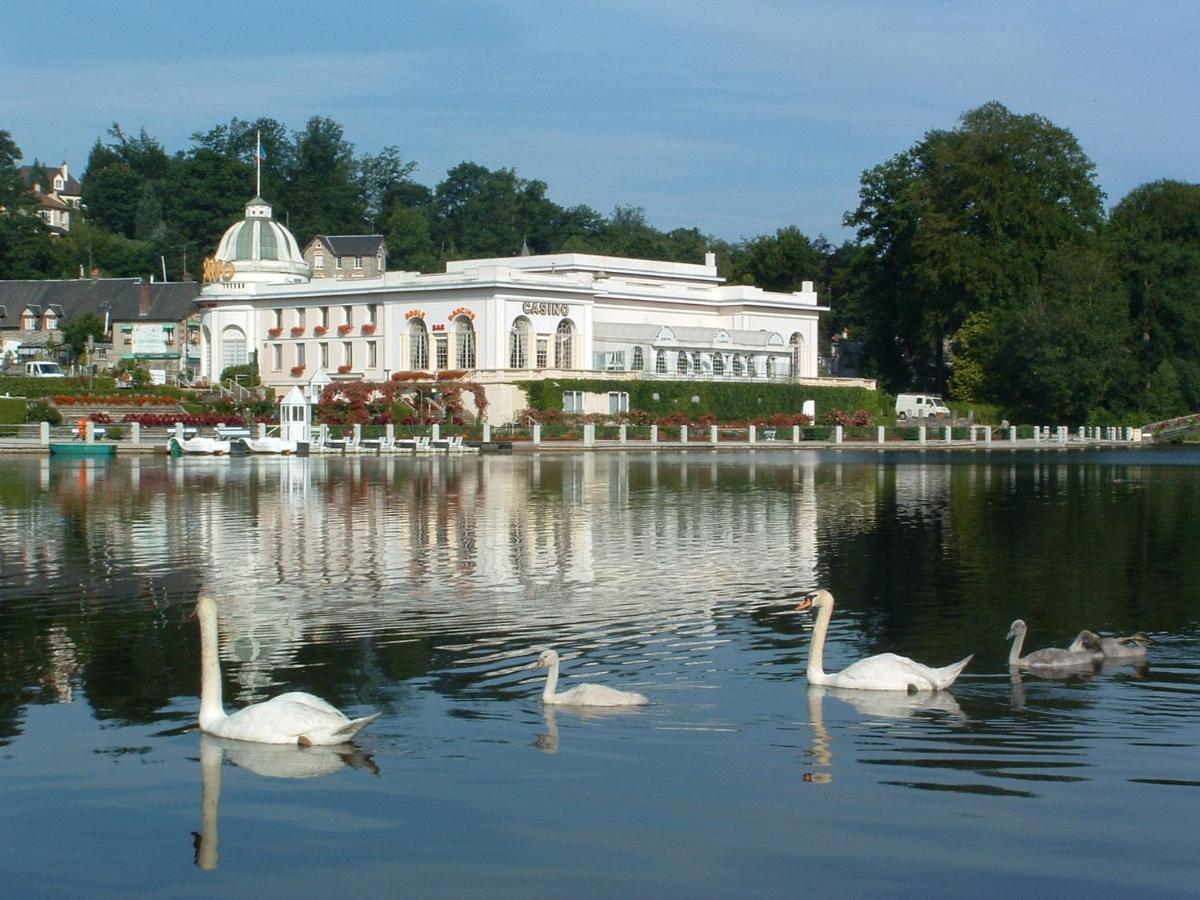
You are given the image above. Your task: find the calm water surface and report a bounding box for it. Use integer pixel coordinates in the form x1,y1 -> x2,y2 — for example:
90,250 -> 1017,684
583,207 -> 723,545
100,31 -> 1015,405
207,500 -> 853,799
1,448 -> 1199,897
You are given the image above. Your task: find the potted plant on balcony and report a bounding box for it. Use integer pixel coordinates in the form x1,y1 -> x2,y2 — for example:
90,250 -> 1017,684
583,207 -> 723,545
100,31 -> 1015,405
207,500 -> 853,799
337,364 -> 352,374
290,365 -> 306,377
291,326 -> 305,336
337,323 -> 353,335
361,323 -> 377,335
267,326 -> 282,338
314,324 -> 328,336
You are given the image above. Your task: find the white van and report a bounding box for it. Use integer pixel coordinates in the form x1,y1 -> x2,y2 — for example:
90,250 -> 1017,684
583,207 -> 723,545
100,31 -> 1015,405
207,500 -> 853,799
25,361 -> 65,378
895,393 -> 950,420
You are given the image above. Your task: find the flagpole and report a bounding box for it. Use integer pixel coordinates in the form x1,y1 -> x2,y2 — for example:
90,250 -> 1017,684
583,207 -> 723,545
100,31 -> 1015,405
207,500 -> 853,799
256,130 -> 261,197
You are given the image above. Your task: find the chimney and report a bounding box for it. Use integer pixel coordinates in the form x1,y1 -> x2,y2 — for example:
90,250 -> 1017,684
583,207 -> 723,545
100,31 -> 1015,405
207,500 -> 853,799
139,282 -> 151,317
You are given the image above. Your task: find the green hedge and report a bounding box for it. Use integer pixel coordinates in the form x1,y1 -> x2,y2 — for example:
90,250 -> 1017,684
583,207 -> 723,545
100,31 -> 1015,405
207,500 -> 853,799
518,379 -> 884,423
0,397 -> 25,424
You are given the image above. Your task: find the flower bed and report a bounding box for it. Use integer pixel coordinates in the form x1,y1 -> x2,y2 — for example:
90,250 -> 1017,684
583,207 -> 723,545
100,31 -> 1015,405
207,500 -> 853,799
53,394 -> 179,406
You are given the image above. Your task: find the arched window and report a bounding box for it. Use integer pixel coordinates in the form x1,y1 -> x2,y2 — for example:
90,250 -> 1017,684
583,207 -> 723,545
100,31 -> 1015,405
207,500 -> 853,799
221,326 -> 247,372
409,318 -> 428,370
555,319 -> 574,369
676,351 -> 689,374
510,317 -> 530,368
712,353 -> 725,376
790,333 -> 805,378
454,315 -> 476,369
655,349 -> 667,374
692,351 -> 702,373
631,346 -> 644,371
732,355 -> 744,377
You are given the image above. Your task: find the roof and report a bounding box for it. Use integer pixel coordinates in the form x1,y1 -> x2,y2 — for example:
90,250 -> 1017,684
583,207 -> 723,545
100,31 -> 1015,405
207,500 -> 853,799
313,235 -> 386,257
0,279 -> 201,326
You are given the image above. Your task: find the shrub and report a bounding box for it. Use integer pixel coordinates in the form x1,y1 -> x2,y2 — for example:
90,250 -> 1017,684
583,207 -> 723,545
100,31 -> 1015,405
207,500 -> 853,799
24,400 -> 61,425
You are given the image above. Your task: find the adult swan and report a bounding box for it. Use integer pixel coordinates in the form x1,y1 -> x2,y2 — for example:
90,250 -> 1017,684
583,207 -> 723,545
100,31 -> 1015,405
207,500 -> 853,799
197,595 -> 380,745
795,590 -> 972,692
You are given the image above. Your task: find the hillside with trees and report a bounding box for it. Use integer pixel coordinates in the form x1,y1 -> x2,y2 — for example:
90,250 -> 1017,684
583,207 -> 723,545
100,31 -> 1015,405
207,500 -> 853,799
2,103 -> 1198,422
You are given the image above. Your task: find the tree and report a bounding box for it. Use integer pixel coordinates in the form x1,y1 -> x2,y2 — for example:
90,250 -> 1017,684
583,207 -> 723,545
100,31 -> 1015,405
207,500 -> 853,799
1108,179 -> 1200,416
283,116 -> 365,243
846,102 -> 1106,396
60,313 -> 107,358
728,226 -> 823,292
0,131 -> 62,279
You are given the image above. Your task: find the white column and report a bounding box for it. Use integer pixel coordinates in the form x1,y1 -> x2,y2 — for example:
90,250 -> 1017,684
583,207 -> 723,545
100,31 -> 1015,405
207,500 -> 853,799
877,425 -> 885,444
748,424 -> 756,444
680,425 -> 689,444
711,424 -> 719,444
834,425 -> 843,444
619,423 -> 627,444
532,423 -> 541,445
650,424 -> 658,444
919,425 -> 927,445
40,421 -> 49,446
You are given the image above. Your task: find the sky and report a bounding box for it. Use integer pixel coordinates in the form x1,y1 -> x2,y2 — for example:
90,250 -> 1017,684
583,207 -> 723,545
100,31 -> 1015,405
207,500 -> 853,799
5,0 -> 1198,244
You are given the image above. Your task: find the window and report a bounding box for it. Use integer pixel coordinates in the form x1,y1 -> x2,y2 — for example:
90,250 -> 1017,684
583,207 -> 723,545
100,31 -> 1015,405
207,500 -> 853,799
367,341 -> 377,369
608,392 -> 629,414
319,342 -> 329,369
343,342 -> 353,369
677,351 -> 689,374
563,391 -> 584,414
335,258 -> 343,270
343,305 -> 353,327
732,355 -> 743,376
632,346 -> 644,371
712,354 -> 725,376
54,176 -> 63,191
272,344 -> 282,371
221,327 -> 247,370
409,318 -> 428,369
435,334 -> 448,369
320,307 -> 329,328
790,333 -> 804,377
297,308 -> 306,327
510,318 -> 530,368
603,350 -> 625,371
354,256 -> 363,269
314,253 -> 324,270
692,352 -> 702,373
454,316 -> 476,368
273,308 -> 282,329
766,356 -> 775,378
536,338 -> 548,369
368,304 -> 378,325
296,343 -> 306,368
555,320 -> 574,368
656,350 -> 667,374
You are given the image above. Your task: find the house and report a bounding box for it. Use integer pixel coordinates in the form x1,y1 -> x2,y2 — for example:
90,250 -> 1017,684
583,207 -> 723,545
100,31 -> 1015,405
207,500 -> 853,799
17,162 -> 83,234
0,278 -> 201,378
302,235 -> 387,279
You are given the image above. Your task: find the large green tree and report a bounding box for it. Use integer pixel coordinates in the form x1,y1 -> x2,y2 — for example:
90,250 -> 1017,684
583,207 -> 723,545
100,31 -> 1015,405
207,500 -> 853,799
1108,179 -> 1200,417
845,102 -> 1107,401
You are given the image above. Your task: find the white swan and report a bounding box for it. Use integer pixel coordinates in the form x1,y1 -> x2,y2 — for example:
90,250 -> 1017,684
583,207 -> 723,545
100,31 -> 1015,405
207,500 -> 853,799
534,649 -> 649,707
795,590 -> 972,691
197,595 -> 380,745
1006,619 -> 1101,669
1068,630 -> 1154,659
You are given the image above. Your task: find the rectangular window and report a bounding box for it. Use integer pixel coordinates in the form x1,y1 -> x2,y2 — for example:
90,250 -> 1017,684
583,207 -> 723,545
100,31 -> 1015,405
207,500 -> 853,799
608,392 -> 630,414
354,256 -> 363,269
343,305 -> 353,326
314,253 -> 324,270
563,391 -> 584,414
320,307 -> 329,328
335,257 -> 343,270
297,308 -> 306,327
273,308 -> 282,329
604,351 -> 625,371
296,343 -> 306,368
368,304 -> 378,325
536,338 -> 548,369
343,342 -> 353,369
367,340 -> 377,368
272,344 -> 282,371
435,334 -> 448,369
319,342 -> 329,369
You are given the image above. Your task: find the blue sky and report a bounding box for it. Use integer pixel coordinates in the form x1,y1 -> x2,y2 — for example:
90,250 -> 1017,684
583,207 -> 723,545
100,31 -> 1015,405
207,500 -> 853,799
6,0 -> 1198,243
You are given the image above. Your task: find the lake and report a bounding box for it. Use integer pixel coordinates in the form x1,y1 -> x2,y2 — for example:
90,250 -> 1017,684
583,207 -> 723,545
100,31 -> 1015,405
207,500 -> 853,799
1,448 -> 1198,897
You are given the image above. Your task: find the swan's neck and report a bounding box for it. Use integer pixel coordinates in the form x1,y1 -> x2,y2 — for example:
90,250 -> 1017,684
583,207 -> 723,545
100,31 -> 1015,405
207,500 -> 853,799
198,603 -> 227,730
807,600 -> 833,684
1007,630 -> 1025,666
542,658 -> 560,701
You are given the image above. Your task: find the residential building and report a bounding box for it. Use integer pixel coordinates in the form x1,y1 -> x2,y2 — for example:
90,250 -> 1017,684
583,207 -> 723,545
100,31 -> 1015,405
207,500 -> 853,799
303,235 -> 387,279
17,162 -> 83,234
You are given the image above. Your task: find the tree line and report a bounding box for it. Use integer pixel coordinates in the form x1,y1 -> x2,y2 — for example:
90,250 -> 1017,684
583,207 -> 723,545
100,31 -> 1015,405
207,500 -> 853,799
2,102 -> 1198,422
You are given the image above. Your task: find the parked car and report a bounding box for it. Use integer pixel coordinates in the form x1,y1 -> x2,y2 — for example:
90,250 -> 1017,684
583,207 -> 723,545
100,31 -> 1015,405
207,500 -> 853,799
895,393 -> 950,420
24,361 -> 66,378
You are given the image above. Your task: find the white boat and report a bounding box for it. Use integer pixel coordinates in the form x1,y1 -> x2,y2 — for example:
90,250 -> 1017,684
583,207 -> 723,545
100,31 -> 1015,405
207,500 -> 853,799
236,436 -> 298,455
168,436 -> 231,456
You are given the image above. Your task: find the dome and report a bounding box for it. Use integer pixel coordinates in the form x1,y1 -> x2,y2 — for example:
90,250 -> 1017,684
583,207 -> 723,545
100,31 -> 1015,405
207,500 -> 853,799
213,197 -> 311,284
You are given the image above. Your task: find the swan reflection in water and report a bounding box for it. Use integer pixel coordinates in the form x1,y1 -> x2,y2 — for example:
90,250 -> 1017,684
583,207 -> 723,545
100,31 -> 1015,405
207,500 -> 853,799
193,734 -> 379,870
533,704 -> 642,754
803,685 -> 966,784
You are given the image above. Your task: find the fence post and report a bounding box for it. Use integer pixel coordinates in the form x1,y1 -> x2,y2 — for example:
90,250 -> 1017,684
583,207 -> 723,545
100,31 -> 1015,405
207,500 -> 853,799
1009,426 -> 1017,443
919,425 -> 926,445
680,425 -> 688,444
258,422 -> 267,439
943,425 -> 952,444
482,422 -> 491,443
532,423 -> 541,445
711,424 -> 719,445
984,426 -> 992,446
792,424 -> 801,445
619,423 -> 626,444
877,425 -> 885,445
834,425 -> 843,445
353,423 -> 363,446
649,424 -> 658,444
748,424 -> 756,445
584,423 -> 594,447
132,422 -> 141,445
40,421 -> 49,446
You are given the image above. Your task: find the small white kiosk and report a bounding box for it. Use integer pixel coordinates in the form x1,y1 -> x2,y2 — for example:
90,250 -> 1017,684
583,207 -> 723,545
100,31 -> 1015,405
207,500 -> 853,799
279,385 -> 311,450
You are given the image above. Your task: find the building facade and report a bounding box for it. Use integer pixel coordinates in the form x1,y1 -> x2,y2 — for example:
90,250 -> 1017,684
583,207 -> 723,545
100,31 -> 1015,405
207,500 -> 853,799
199,195 -> 832,423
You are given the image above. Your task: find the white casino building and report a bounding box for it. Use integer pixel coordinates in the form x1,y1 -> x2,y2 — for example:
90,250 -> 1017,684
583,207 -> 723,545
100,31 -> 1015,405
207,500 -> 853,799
198,195 -> 830,423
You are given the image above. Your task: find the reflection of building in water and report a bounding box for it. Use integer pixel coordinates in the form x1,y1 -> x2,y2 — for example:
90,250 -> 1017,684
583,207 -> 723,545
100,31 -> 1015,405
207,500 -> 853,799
43,625 -> 82,703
